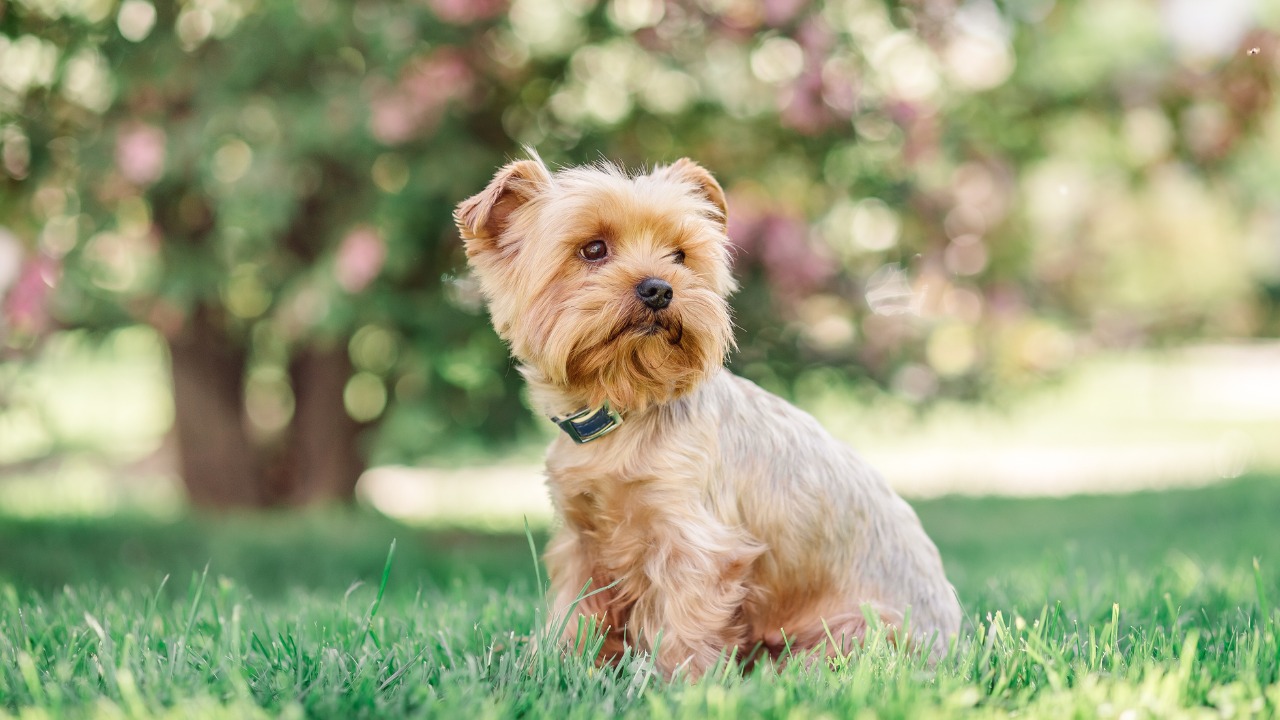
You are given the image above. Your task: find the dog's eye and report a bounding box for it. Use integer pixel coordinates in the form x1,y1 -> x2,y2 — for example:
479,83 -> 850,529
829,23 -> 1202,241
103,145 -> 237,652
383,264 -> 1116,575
672,250 -> 686,265
579,239 -> 608,262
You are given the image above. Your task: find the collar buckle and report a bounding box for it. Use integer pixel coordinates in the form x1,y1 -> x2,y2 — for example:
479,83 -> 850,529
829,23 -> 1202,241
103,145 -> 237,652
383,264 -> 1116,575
552,401 -> 624,444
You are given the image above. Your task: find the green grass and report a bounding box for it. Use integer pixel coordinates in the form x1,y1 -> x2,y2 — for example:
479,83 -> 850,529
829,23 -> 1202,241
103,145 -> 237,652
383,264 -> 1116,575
1,476 -> 1278,718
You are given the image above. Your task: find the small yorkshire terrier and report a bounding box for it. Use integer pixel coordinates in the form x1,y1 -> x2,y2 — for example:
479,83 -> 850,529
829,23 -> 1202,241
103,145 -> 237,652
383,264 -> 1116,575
456,155 -> 961,677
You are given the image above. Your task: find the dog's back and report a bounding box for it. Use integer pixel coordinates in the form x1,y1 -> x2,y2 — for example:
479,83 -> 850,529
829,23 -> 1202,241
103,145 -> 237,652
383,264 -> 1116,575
707,370 -> 962,658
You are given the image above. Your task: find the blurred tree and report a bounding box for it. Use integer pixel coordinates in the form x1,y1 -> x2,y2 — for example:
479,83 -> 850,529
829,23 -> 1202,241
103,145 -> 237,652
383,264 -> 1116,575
2,0 -> 1278,507
1,0 -> 526,506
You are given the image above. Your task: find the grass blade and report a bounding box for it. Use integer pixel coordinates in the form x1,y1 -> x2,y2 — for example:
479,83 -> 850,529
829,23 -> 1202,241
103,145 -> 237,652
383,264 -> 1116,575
1254,557 -> 1270,622
364,539 -> 398,649
524,516 -> 544,593
369,539 -> 397,622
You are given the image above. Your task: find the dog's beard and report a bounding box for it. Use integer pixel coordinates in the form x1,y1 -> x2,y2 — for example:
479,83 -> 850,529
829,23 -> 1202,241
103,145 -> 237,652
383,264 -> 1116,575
549,289 -> 731,411
604,306 -> 684,345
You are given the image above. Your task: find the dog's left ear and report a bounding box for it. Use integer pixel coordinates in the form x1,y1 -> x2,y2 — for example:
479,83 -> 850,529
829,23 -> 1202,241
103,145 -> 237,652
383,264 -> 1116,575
662,158 -> 728,228
455,158 -> 552,244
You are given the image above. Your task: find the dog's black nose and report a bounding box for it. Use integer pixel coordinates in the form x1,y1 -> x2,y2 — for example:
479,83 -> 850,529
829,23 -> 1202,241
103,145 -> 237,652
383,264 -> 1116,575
636,277 -> 673,310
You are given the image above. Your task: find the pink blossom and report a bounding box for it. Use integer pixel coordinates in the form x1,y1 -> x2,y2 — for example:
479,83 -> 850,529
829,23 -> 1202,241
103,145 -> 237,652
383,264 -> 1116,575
371,95 -> 419,146
794,16 -> 833,56
334,226 -> 386,293
763,0 -> 810,26
820,62 -> 858,117
3,254 -> 59,336
780,69 -> 830,135
779,19 -> 854,134
727,196 -> 831,304
428,0 -> 507,24
116,124 -> 167,186
402,48 -> 473,110
758,215 -> 832,301
369,48 -> 475,145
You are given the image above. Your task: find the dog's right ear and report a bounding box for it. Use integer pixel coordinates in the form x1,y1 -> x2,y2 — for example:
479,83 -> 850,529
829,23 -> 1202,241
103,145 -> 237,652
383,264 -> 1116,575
455,159 -> 551,246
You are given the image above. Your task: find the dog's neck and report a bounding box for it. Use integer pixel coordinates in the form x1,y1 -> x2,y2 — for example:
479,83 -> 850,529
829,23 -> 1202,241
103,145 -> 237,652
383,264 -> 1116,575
522,365 -> 716,442
524,373 -> 632,444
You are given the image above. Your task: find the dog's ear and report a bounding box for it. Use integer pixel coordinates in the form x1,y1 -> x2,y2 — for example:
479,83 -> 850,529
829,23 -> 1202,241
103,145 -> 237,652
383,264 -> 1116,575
662,158 -> 728,228
455,158 -> 552,243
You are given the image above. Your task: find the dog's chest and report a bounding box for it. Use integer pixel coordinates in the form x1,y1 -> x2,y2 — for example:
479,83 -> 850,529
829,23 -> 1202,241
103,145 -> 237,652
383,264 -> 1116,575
558,480 -> 647,539
549,471 -> 676,573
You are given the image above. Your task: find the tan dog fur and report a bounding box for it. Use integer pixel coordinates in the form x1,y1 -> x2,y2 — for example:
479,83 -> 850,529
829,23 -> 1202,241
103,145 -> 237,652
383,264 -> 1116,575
456,155 -> 961,678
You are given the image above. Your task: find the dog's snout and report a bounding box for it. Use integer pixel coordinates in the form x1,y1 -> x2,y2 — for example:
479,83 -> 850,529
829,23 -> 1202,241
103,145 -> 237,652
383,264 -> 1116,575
636,277 -> 674,310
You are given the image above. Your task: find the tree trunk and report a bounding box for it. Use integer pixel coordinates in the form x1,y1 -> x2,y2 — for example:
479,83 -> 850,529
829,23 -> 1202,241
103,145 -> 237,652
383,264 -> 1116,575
167,306 -> 365,508
167,305 -> 262,508
267,343 -> 366,505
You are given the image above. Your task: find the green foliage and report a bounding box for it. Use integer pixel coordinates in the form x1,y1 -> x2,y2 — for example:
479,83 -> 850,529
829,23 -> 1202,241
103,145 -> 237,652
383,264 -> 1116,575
1,476 -> 1278,717
3,0 -> 1279,461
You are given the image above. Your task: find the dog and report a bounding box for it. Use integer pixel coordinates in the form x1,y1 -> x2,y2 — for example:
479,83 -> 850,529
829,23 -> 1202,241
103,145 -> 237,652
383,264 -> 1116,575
455,155 -> 961,678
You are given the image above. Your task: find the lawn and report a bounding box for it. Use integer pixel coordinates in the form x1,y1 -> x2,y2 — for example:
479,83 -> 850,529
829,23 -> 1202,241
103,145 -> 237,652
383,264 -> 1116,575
1,475 -> 1277,718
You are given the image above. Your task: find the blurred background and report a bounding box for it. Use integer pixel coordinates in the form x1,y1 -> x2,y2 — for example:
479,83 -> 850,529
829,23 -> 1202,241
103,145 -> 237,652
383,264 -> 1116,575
2,0 -> 1279,524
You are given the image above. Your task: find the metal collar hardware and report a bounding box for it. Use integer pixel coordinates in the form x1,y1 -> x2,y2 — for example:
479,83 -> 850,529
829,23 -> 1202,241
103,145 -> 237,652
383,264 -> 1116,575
551,401 -> 624,444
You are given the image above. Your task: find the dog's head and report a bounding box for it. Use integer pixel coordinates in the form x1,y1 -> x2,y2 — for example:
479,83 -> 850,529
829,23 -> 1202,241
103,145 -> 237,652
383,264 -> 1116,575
455,155 -> 736,411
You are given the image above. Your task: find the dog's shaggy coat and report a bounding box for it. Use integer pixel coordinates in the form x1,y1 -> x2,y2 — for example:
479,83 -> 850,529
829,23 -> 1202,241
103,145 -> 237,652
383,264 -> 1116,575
456,156 -> 961,677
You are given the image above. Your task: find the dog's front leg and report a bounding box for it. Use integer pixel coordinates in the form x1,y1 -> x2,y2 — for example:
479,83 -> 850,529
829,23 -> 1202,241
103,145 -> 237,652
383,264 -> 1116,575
543,528 -> 631,663
633,527 -> 763,679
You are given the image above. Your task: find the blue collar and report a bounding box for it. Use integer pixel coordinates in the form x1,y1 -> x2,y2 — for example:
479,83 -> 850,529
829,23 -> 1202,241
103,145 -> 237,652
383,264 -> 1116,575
551,401 -> 624,444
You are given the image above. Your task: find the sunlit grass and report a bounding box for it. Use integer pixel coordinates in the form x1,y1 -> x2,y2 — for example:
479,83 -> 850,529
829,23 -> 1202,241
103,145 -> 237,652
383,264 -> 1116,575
1,477 -> 1277,718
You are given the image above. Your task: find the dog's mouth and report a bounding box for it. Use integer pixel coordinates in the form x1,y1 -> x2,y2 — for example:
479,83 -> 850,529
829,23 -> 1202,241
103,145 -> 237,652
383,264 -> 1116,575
602,311 -> 684,347
634,314 -> 683,345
